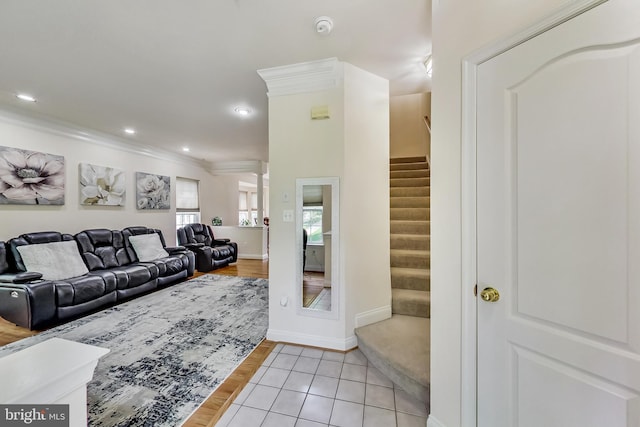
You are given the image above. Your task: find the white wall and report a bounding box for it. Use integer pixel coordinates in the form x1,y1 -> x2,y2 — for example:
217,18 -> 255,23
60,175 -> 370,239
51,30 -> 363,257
305,245 -> 325,272
343,63 -> 391,334
215,225 -> 268,259
430,1 -> 572,426
268,86 -> 347,348
390,92 -> 431,159
205,174 -> 269,228
266,61 -> 390,350
0,111 -> 228,245
205,175 -> 241,228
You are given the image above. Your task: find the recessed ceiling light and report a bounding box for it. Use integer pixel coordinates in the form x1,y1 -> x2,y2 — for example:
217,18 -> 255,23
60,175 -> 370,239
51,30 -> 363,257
16,93 -> 36,102
234,107 -> 251,116
182,147 -> 190,152
124,128 -> 136,135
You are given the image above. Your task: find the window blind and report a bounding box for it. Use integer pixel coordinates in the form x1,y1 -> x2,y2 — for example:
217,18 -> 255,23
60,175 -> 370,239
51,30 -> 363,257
176,177 -> 199,211
239,191 -> 248,211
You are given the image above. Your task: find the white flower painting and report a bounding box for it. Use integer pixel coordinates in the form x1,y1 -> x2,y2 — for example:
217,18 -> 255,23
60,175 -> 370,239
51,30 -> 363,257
79,163 -> 125,206
136,172 -> 170,210
0,146 -> 65,205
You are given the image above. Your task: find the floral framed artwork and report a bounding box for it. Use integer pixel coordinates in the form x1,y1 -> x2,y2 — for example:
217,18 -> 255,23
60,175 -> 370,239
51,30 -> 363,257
0,146 -> 65,205
136,172 -> 170,210
79,163 -> 125,206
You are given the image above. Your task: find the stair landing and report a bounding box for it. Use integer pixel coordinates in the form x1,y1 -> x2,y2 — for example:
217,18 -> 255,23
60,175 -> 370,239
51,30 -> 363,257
355,315 -> 430,406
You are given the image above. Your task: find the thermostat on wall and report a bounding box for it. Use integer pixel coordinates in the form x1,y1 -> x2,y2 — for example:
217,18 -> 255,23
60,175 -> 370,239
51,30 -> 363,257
311,105 -> 330,120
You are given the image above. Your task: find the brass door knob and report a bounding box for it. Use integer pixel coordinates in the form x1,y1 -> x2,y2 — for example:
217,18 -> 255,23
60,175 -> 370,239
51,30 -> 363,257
480,287 -> 500,302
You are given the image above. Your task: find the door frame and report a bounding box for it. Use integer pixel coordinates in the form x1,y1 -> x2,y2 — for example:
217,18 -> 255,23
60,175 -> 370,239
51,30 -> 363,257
459,1 -> 607,425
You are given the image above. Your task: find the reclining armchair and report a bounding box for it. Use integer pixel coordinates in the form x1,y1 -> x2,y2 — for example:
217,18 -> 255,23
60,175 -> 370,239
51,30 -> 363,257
176,223 -> 238,272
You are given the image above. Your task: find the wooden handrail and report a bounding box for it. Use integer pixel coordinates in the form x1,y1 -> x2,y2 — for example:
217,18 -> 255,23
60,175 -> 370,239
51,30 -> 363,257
423,115 -> 431,133
424,115 -> 432,169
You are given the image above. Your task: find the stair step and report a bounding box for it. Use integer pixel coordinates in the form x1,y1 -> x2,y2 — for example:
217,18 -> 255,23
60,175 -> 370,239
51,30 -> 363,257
390,196 -> 430,209
392,289 -> 430,318
390,234 -> 430,250
391,187 -> 430,197
390,170 -> 430,179
355,315 -> 430,405
390,207 -> 429,221
390,156 -> 427,164
391,267 -> 430,291
390,220 -> 430,234
391,249 -> 430,268
390,162 -> 429,171
390,177 -> 430,187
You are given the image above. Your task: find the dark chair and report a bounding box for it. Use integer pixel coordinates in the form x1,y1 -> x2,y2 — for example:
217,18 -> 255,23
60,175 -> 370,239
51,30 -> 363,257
177,223 -> 238,272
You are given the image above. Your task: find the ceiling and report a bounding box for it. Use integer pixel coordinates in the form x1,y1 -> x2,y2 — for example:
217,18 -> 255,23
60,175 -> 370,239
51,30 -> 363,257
0,1 -> 431,164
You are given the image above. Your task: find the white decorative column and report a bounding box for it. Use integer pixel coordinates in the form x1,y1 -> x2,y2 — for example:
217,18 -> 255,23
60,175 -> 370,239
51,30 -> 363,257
258,57 -> 391,350
0,338 -> 109,427
257,172 -> 264,226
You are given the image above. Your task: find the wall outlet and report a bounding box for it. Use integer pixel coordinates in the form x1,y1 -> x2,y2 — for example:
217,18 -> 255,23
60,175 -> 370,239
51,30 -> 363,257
283,209 -> 294,222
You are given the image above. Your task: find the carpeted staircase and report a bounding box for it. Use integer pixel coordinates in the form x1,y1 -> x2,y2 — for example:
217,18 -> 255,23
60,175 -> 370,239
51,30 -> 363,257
355,156 -> 430,406
390,156 -> 430,317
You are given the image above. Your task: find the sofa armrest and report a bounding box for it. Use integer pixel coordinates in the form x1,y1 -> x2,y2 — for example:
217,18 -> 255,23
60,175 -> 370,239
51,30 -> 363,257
0,272 -> 43,284
183,250 -> 196,277
164,246 -> 186,254
0,280 -> 57,330
181,243 -> 204,250
212,239 -> 230,246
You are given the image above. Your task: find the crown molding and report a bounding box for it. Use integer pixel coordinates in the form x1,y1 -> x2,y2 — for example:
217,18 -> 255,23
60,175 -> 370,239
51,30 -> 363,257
257,57 -> 344,97
0,106 -> 209,169
209,160 -> 267,175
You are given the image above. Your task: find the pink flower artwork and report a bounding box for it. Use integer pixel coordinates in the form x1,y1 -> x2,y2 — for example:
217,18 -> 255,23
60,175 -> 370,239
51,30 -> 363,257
0,146 -> 65,205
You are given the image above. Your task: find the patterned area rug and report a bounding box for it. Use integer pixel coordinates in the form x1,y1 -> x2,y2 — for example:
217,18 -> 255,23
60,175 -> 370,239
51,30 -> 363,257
0,274 -> 269,426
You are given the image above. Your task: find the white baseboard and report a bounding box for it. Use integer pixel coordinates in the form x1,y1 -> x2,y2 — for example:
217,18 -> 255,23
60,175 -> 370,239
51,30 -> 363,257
354,305 -> 391,328
427,414 -> 446,427
267,328 -> 358,351
238,253 -> 268,260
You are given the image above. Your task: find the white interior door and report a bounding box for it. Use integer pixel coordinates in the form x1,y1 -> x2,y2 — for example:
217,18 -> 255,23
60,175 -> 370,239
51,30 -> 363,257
477,1 -> 640,426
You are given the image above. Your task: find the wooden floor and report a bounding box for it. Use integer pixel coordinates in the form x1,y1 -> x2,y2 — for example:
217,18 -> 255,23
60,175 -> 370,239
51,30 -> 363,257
183,259 -> 271,427
0,316 -> 38,347
208,258 -> 268,280
302,271 -> 325,307
0,259 -> 274,427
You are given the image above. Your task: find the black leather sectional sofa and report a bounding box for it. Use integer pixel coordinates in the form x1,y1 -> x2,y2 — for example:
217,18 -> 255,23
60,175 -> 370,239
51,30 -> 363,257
0,226 -> 195,330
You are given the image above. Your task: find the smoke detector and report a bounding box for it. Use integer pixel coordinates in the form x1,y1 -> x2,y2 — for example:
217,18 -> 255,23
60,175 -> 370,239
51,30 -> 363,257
314,16 -> 333,35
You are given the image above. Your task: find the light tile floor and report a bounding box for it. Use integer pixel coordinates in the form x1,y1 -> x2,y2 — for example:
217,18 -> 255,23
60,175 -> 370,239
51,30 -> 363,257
215,343 -> 428,427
